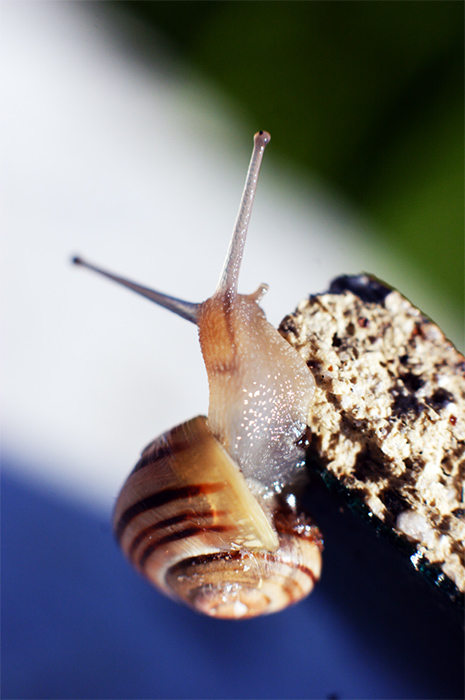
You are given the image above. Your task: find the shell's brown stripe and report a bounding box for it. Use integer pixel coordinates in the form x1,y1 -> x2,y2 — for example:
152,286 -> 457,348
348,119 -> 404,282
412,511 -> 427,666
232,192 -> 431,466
127,510 -> 228,559
138,525 -> 231,569
131,444 -> 173,474
168,551 -> 243,578
281,577 -> 305,602
167,550 -> 319,585
294,562 -> 318,584
131,432 -> 194,474
114,483 -> 225,542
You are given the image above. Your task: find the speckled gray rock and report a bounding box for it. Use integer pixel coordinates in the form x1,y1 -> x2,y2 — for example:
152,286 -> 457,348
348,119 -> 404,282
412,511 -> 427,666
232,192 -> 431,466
280,275 -> 465,602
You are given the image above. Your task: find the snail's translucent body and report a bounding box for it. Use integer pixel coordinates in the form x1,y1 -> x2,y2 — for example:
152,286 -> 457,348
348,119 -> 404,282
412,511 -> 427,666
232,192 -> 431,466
75,132 -> 322,618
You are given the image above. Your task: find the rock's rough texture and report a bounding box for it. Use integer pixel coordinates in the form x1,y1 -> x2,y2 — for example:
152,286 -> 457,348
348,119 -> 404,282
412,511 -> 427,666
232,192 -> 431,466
280,275 -> 465,602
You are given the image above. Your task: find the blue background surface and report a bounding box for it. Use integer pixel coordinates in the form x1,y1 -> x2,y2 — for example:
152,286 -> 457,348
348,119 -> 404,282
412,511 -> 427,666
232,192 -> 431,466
3,457 -> 463,700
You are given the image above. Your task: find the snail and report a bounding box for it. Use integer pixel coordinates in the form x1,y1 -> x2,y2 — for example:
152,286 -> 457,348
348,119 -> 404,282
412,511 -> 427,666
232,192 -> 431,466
73,131 -> 323,619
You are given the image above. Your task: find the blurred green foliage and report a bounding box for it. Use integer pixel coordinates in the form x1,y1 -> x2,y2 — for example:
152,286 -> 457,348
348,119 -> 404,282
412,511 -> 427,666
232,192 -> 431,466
122,1 -> 464,326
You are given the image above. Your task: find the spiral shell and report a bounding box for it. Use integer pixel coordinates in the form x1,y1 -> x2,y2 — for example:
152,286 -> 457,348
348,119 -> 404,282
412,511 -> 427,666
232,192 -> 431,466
114,416 -> 322,619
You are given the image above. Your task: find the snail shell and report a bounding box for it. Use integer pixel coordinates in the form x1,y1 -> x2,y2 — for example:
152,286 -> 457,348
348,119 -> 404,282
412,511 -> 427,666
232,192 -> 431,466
74,132 -> 323,618
114,416 -> 322,618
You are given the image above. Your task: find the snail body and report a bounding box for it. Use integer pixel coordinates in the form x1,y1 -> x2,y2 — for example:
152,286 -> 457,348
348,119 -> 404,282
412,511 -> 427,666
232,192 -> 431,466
74,132 -> 322,618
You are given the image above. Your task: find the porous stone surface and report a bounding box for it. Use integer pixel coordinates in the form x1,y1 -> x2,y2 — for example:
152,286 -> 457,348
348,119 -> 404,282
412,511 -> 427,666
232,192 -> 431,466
280,275 -> 465,599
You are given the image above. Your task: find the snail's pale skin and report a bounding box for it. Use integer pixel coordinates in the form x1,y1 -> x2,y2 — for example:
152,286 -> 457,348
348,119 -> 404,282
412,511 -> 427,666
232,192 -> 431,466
74,132 -> 323,619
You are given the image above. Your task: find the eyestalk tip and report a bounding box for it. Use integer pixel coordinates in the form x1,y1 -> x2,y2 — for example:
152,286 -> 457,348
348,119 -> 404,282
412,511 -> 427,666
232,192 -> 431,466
254,131 -> 271,148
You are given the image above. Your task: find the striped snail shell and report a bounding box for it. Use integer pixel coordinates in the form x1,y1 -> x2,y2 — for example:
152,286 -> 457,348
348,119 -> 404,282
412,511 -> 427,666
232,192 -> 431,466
74,131 -> 323,619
